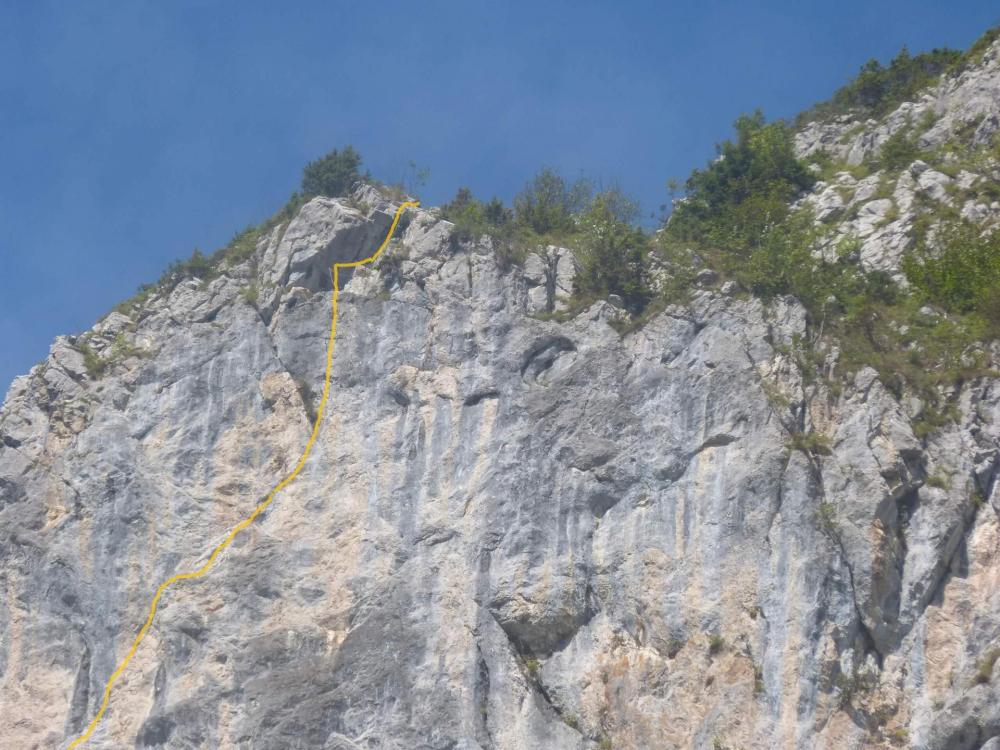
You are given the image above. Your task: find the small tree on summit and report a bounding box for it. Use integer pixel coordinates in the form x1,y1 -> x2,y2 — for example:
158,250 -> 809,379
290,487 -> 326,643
574,190 -> 651,314
667,111 -> 814,252
513,168 -> 591,236
301,145 -> 363,197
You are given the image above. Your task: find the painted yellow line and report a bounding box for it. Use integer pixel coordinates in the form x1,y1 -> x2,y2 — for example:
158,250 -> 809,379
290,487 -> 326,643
67,199 -> 420,749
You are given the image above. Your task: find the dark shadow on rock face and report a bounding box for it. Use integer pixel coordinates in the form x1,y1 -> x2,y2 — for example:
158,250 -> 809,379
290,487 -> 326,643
135,715 -> 175,748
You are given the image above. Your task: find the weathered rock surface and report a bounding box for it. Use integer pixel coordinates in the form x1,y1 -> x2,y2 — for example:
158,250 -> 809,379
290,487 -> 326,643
3,35 -> 1000,750
2,186 -> 998,750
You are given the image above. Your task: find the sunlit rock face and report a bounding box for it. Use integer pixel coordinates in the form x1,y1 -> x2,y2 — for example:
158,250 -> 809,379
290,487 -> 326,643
4,38 -> 1000,750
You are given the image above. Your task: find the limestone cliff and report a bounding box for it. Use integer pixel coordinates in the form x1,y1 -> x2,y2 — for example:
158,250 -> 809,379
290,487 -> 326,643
3,35 -> 1000,750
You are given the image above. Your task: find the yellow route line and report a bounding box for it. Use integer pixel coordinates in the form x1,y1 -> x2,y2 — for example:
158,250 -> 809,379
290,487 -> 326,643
67,199 -> 420,749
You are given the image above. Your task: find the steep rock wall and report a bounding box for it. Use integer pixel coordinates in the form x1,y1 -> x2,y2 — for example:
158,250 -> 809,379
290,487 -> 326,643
2,189 -> 999,750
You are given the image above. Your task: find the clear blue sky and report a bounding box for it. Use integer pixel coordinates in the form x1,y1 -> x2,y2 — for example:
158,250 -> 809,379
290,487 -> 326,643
1,1 -> 997,394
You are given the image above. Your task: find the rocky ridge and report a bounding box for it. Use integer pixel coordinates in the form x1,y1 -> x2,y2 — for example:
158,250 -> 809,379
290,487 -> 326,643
795,38 -> 1000,276
2,36 -> 1000,750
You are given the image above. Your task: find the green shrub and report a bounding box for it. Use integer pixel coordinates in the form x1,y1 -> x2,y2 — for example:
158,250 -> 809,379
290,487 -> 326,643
653,106 -> 997,422
954,26 -> 1000,73
109,332 -> 143,361
513,168 -> 591,236
667,111 -> 814,253
787,431 -> 833,456
395,160 -> 430,198
913,402 -> 962,439
733,208 -> 822,301
811,151 -> 871,182
924,474 -> 950,489
240,283 -> 260,305
219,224 -> 261,266
871,127 -> 924,171
439,187 -> 532,270
301,145 -> 363,197
524,657 -> 540,679
799,29 -> 1000,125
440,187 -> 512,243
649,238 -> 698,305
574,190 -> 651,314
78,340 -> 106,379
708,634 -> 725,655
903,220 -> 1000,326
797,45 -> 962,124
113,283 -> 156,316
75,333 -> 145,379
443,180 -> 651,289
160,248 -> 217,288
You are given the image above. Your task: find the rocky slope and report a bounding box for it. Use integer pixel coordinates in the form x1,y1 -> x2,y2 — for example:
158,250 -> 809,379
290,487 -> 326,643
3,37 -> 1000,750
795,36 -> 1000,277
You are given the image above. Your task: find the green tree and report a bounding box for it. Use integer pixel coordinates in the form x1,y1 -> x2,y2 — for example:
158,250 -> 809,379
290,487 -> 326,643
440,187 -> 512,242
301,145 -> 363,197
574,190 -> 650,314
513,168 -> 591,236
667,111 -> 814,252
737,210 -> 821,301
797,45 -> 962,124
482,197 -> 511,227
903,220 -> 1000,325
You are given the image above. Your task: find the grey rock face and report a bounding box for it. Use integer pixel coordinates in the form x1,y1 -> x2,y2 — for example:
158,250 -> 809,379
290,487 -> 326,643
5,38 -> 1000,750
522,245 -> 578,314
2,191 -> 998,750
